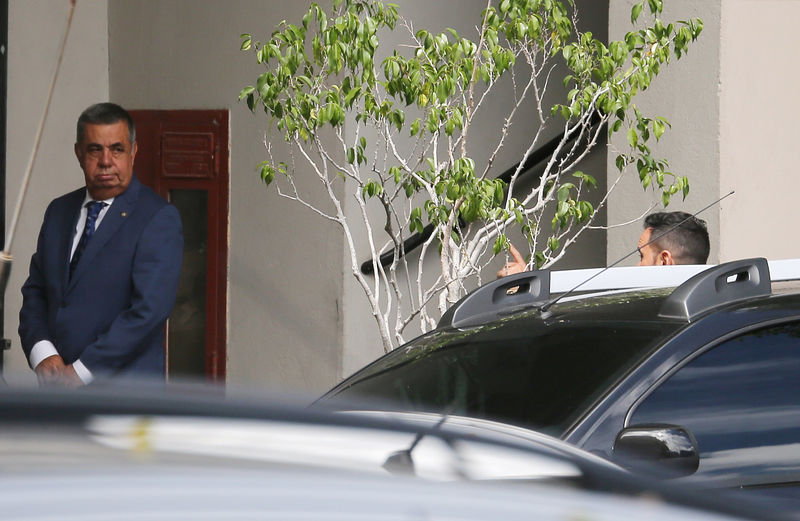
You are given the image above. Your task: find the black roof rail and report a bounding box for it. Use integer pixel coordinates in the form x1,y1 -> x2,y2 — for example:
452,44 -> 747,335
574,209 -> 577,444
659,258 -> 772,322
438,271 -> 550,329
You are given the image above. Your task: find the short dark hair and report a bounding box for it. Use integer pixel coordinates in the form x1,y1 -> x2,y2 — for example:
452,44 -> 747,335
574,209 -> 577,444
644,211 -> 710,264
76,102 -> 136,145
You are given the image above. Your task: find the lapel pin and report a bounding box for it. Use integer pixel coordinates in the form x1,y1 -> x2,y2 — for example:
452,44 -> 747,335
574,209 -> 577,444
121,212 -> 128,217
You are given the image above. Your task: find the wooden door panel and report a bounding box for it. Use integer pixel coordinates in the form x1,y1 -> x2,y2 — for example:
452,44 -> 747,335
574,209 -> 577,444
130,110 -> 228,382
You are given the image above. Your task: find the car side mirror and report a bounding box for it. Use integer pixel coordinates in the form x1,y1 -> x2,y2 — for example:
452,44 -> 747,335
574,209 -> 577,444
612,424 -> 699,478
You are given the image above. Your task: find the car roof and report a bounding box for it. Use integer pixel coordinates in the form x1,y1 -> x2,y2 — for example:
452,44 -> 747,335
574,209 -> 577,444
535,288 -> 674,321
439,258 -> 798,329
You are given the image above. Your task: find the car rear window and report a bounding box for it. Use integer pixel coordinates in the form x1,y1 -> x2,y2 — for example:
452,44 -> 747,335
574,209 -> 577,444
330,322 -> 672,437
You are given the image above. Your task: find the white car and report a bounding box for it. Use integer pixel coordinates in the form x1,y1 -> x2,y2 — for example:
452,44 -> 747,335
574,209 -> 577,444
0,385 -> 778,521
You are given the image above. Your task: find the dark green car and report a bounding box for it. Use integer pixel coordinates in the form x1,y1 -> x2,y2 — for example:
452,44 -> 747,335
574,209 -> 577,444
322,258 -> 800,509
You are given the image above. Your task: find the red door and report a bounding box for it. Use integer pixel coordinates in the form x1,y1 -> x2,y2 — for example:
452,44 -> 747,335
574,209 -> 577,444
130,110 -> 228,382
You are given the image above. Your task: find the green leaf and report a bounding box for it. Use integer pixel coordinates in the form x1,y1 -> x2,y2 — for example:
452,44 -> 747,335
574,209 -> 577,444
238,86 -> 255,101
494,181 -> 504,204
410,207 -> 424,233
410,118 -> 421,136
631,2 -> 643,23
446,183 -> 459,200
557,185 -> 571,203
615,154 -> 626,172
573,171 -> 598,189
681,176 -> 690,198
259,163 -> 275,185
493,235 -> 508,256
362,179 -> 383,198
653,119 -> 665,140
578,200 -> 594,221
627,127 -> 638,148
390,166 -> 402,184
344,86 -> 362,107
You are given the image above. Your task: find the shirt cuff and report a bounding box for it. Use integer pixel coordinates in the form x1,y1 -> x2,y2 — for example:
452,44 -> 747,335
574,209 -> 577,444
29,340 -> 59,369
30,340 -> 94,385
72,360 -> 94,385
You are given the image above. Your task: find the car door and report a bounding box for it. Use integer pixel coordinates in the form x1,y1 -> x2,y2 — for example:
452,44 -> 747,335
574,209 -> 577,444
622,320 -> 800,502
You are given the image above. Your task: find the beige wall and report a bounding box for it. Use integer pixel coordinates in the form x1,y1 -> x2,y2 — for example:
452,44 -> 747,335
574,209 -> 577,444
719,0 -> 800,261
0,1 -> 613,389
10,1 -> 788,393
607,1 -> 722,266
107,0 -> 344,394
4,0 -> 109,386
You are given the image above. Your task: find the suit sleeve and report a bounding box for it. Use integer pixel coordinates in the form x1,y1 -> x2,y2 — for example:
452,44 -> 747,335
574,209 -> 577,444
77,204 -> 183,373
19,204 -> 56,359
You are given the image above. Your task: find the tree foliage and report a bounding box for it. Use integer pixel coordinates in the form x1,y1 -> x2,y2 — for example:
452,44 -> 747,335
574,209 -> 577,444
240,0 -> 702,351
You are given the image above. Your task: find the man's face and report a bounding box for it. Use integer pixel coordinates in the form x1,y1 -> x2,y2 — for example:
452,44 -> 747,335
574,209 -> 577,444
637,227 -> 665,266
75,121 -> 137,200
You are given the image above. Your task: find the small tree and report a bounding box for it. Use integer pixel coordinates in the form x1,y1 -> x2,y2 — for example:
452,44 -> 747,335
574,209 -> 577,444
239,0 -> 702,352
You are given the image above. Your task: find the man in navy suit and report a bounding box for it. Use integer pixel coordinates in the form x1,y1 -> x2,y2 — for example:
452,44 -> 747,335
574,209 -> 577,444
19,103 -> 183,387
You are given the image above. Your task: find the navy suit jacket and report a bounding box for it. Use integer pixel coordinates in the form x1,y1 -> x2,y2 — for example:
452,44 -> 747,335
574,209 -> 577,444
19,176 -> 183,380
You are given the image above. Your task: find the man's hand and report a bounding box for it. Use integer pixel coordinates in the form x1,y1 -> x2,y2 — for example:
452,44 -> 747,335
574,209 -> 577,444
35,355 -> 83,388
57,364 -> 84,388
497,243 -> 528,279
35,354 -> 66,386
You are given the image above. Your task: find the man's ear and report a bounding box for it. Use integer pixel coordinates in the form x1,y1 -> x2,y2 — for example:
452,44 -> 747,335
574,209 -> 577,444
659,250 -> 676,265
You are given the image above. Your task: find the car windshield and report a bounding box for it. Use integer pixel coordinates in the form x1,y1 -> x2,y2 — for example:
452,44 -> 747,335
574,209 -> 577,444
329,321 -> 674,437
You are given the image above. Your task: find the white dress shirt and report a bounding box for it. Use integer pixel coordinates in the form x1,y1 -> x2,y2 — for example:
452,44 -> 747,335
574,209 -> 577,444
29,194 -> 115,384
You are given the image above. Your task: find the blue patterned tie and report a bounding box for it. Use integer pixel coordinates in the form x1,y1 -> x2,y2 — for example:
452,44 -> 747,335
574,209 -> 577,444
70,201 -> 106,279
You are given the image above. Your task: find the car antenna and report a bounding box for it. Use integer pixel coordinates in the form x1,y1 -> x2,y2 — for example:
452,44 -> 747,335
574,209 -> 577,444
539,190 -> 735,313
382,405 -> 456,477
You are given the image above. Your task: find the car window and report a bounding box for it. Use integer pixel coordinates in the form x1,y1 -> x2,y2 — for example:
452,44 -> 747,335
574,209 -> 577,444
333,323 -> 666,436
629,321 -> 800,488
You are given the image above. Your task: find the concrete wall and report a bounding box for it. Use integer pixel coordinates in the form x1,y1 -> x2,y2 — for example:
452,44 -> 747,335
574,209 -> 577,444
3,0 -> 610,389
107,0 -> 344,395
719,0 -> 800,261
9,1 -> 768,393
3,0 -> 109,386
606,1 -> 722,266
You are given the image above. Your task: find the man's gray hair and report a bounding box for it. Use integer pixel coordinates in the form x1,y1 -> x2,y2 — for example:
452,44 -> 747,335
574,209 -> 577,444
76,102 -> 136,145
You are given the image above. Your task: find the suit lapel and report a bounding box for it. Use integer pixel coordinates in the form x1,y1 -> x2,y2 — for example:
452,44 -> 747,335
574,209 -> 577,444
67,177 -> 141,289
59,190 -> 86,291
